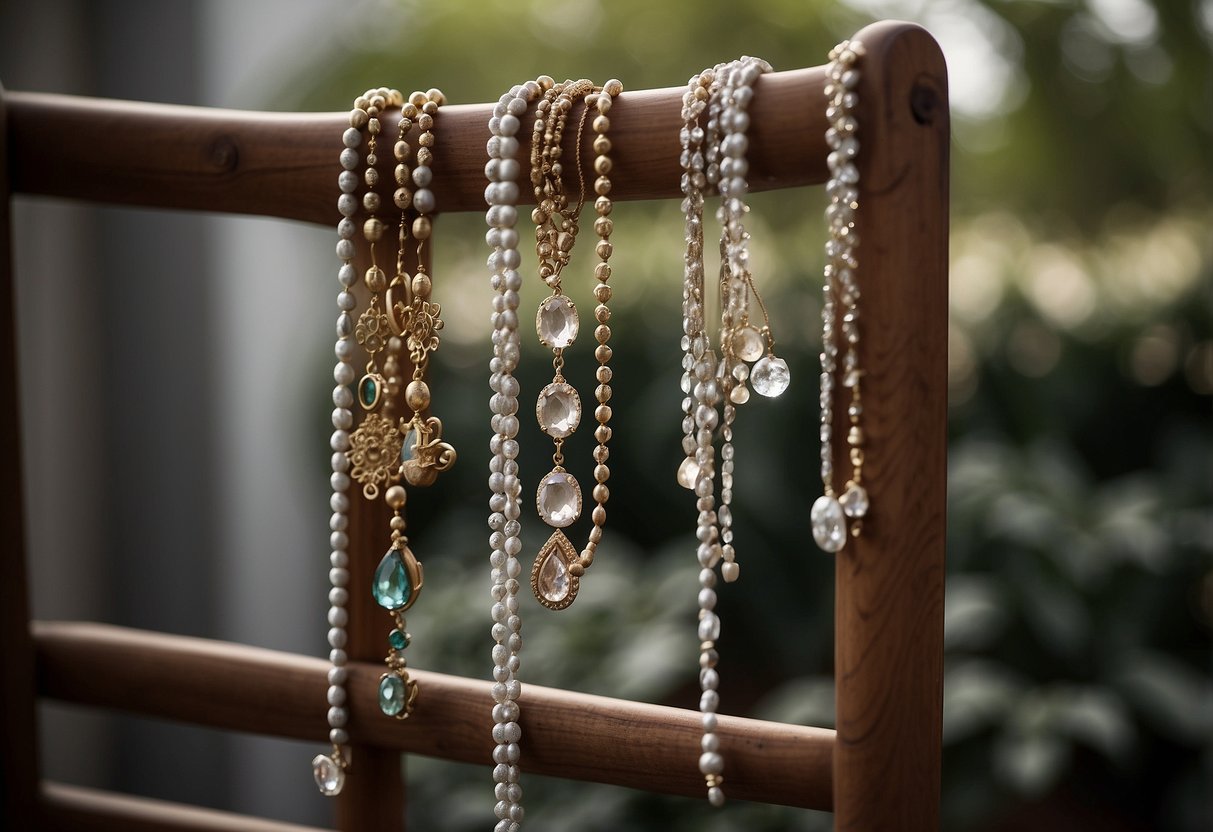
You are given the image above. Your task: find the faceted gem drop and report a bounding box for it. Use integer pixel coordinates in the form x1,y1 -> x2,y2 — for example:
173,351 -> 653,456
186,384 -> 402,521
750,355 -> 791,397
536,295 -> 579,349
537,549 -> 570,604
537,382 -> 581,438
312,754 -> 345,796
811,495 -> 847,552
840,483 -> 870,519
388,628 -> 409,650
373,547 -> 411,610
537,469 -> 581,528
379,673 -> 407,717
735,325 -> 765,362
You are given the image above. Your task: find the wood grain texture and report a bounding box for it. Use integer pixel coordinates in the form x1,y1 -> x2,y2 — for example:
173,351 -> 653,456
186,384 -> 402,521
832,22 -> 949,832
33,621 -> 835,810
0,81 -> 42,830
5,67 -> 829,223
40,782 -> 329,832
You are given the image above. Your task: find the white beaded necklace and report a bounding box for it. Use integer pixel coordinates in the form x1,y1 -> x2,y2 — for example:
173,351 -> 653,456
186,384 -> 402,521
485,79 -> 540,832
812,39 -> 869,553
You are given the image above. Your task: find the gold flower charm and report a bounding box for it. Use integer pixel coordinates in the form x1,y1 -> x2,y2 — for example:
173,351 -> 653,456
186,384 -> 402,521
348,412 -> 405,500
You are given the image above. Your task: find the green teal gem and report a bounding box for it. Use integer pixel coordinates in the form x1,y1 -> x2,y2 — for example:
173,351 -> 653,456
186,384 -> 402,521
372,548 -> 411,610
388,629 -> 409,650
359,375 -> 380,410
379,674 -> 406,717
399,426 -> 419,463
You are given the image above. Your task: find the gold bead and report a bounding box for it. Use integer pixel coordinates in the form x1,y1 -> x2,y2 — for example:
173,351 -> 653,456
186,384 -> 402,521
408,91 -> 427,107
594,344 -> 612,363
595,324 -> 611,343
370,94 -> 386,110
411,272 -> 431,298
594,304 -> 611,324
588,525 -> 603,544
594,425 -> 612,443
595,365 -> 612,384
594,216 -> 613,237
592,483 -> 609,503
402,103 -> 418,119
569,562 -> 585,577
595,384 -> 611,403
406,379 -> 431,412
363,191 -> 382,212
592,114 -> 610,133
389,515 -> 406,531
426,88 -> 446,105
593,156 -> 612,176
350,108 -> 369,128
594,263 -> 612,282
417,113 -> 434,131
412,216 -> 432,240
604,78 -> 623,96
594,404 -> 612,424
848,426 -> 864,445
592,444 -> 609,463
416,147 -> 432,166
593,134 -> 611,155
417,131 -> 434,147
385,485 -> 407,509
537,75 -> 555,90
365,265 -> 387,292
594,464 -> 609,483
394,188 -> 412,210
595,240 -> 613,260
594,176 -> 611,196
592,505 -> 607,525
354,96 -> 370,110
395,163 -> 410,185
363,217 -> 384,242
364,166 -> 380,188
422,100 -> 438,115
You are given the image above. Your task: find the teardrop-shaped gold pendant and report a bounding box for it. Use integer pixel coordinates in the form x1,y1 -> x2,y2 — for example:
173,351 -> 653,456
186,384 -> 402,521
531,530 -> 579,610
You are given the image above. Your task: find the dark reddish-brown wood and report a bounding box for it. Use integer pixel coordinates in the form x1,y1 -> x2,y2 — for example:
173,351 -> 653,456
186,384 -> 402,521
33,621 -> 835,809
40,782 -> 329,832
832,22 -> 949,832
0,81 -> 42,831
5,67 -> 829,224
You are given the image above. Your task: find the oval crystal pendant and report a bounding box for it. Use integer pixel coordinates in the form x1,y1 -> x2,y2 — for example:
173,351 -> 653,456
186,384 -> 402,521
536,294 -> 579,349
312,753 -> 345,796
379,673 -> 407,717
536,381 -> 581,438
536,469 -> 582,528
811,495 -> 847,552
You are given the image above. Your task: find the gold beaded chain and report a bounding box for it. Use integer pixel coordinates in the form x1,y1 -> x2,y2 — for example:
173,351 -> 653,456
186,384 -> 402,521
529,78 -> 623,610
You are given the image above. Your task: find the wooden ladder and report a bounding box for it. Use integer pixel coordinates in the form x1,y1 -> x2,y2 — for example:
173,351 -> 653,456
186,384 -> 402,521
0,19 -> 949,831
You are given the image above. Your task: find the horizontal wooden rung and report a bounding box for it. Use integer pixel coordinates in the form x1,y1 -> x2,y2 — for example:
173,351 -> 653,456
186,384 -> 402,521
34,621 -> 833,810
39,781 -> 329,832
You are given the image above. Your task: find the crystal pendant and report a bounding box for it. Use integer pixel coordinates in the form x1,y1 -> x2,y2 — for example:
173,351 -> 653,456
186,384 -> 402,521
312,753 -> 345,796
536,294 -> 579,349
536,382 -> 581,438
750,355 -> 790,397
537,469 -> 581,528
379,673 -> 407,717
735,325 -> 765,362
840,482 -> 869,518
676,456 -> 700,489
373,545 -> 422,611
811,495 -> 847,552
388,628 -> 409,650
531,530 -> 580,609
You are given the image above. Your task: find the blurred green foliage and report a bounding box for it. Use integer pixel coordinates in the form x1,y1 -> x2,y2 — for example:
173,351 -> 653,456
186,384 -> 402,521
292,1 -> 1211,829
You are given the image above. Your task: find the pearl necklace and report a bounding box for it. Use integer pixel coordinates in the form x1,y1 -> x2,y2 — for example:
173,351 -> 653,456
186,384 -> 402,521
812,39 -> 869,553
485,78 -> 542,832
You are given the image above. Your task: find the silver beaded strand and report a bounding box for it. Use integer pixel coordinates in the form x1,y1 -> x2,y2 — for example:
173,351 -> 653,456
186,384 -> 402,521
486,79 -> 541,832
812,39 -> 869,553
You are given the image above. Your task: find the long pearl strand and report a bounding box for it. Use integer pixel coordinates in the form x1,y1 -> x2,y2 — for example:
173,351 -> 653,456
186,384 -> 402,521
486,79 -> 541,832
812,39 -> 869,553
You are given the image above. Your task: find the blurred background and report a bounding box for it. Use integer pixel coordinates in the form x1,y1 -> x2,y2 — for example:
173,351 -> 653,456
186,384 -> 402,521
2,0 -> 1209,830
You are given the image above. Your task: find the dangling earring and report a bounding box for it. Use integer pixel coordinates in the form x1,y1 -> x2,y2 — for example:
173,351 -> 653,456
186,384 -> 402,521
485,76 -> 546,832
529,77 -> 623,610
812,39 -> 869,553
314,84 -> 405,796
368,88 -> 455,720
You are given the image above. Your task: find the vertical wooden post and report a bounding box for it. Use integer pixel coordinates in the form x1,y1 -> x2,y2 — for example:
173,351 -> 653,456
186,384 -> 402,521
0,82 -> 43,827
832,22 -> 950,831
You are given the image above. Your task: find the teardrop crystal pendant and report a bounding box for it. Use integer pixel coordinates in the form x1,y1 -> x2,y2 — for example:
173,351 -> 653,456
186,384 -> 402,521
372,545 -> 424,611
750,355 -> 790,397
536,468 -> 582,528
312,753 -> 345,796
536,381 -> 581,438
531,530 -> 580,610
536,294 -> 579,349
811,494 -> 847,552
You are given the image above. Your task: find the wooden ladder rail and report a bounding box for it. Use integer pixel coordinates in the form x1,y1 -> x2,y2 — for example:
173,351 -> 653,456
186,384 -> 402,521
0,19 -> 948,831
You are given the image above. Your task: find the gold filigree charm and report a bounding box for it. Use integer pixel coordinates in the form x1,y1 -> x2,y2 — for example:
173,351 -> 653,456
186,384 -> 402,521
531,530 -> 580,610
348,412 -> 404,500
355,306 -> 392,355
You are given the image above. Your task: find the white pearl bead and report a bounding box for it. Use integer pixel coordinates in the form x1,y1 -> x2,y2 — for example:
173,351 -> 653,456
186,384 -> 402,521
326,706 -> 348,728
327,684 -> 346,706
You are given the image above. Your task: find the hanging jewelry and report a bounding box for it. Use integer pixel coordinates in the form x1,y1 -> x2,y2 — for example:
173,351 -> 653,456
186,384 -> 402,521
812,39 -> 869,553
485,76 -> 544,832
529,78 -> 623,611
313,84 -> 403,797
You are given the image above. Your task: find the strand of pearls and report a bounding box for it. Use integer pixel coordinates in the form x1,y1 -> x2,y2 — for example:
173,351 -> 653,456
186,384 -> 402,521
812,39 -> 869,554
313,88 -> 397,797
486,79 -> 541,832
